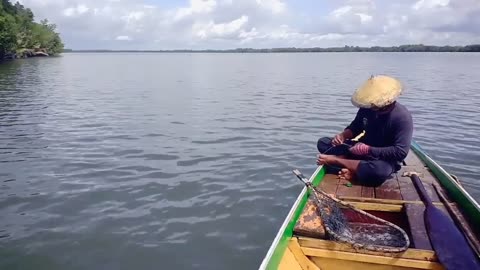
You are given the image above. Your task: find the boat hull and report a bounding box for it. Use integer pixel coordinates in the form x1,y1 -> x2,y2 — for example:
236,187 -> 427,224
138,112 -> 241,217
259,141 -> 480,270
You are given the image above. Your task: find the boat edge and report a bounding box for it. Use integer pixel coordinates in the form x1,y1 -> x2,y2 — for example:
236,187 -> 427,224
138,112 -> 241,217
258,165 -> 326,270
411,140 -> 480,228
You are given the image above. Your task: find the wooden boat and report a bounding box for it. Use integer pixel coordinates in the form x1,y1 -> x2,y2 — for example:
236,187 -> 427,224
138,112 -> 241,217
259,141 -> 480,270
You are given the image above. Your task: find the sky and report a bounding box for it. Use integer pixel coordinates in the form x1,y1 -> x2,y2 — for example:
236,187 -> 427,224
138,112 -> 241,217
16,0 -> 480,50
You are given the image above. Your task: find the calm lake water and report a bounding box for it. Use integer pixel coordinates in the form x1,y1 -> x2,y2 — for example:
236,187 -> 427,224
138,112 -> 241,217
1,53 -> 479,270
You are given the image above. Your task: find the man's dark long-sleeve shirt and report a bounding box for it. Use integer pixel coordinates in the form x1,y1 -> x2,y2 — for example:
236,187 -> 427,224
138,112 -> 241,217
346,102 -> 413,163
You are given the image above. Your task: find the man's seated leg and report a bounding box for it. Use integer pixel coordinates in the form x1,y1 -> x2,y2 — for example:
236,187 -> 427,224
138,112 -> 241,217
317,137 -> 333,153
356,160 -> 396,187
317,137 -> 347,174
317,137 -> 349,156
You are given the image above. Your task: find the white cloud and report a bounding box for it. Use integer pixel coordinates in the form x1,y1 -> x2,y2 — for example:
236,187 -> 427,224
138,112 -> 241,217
332,6 -> 353,18
123,11 -> 145,21
356,13 -> 372,24
256,0 -> 286,14
193,15 -> 249,39
17,0 -> 480,49
174,0 -> 217,21
413,0 -> 450,10
116,35 -> 132,41
62,4 -> 89,17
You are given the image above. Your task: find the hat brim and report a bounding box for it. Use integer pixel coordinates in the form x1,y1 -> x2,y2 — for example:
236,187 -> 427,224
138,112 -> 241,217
351,75 -> 402,109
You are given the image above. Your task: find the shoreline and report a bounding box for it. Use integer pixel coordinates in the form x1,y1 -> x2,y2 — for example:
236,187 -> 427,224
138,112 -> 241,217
64,44 -> 480,53
3,49 -> 50,59
64,50 -> 480,54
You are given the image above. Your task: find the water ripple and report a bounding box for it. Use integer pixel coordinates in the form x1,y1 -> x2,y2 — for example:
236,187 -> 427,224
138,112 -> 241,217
1,53 -> 479,270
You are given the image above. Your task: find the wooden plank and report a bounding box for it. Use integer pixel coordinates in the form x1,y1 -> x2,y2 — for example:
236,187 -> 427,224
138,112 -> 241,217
397,168 -> 440,202
320,174 -> 340,185
310,256 -> 419,270
294,198 -> 326,239
279,245 -> 303,270
375,176 -> 402,200
450,205 -> 480,256
336,183 -> 362,198
398,177 -> 421,201
398,166 -> 427,178
338,196 -> 451,207
404,151 -> 425,167
398,166 -> 437,184
405,203 -> 433,250
298,237 -> 438,261
319,174 -> 339,195
345,202 -> 402,212
419,169 -> 437,185
361,186 -> 375,198
289,238 -> 321,270
423,183 -> 440,202
398,167 -> 427,204
302,247 -> 444,269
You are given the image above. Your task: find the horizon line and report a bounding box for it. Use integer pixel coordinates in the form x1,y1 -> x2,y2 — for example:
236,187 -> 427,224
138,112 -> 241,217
64,44 -> 480,52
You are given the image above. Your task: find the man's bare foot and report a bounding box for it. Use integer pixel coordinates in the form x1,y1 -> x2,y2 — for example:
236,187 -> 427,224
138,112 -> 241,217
338,168 -> 354,181
316,154 -> 337,165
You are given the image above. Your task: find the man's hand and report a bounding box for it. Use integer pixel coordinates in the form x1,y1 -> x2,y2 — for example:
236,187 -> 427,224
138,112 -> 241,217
316,154 -> 337,165
349,143 -> 371,156
332,133 -> 345,146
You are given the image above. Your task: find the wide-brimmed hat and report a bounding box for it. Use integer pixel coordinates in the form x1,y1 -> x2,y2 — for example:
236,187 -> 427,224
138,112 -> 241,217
351,75 -> 403,109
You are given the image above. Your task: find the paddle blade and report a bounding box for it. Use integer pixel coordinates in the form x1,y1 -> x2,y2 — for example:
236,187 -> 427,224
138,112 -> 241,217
425,205 -> 480,270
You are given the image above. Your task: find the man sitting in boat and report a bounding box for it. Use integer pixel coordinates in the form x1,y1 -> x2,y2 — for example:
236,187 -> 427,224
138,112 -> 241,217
316,75 -> 413,187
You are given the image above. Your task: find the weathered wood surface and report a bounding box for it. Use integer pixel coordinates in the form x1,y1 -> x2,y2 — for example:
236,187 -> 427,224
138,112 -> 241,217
405,203 -> 433,250
345,202 -> 402,212
304,248 -> 445,269
318,173 -> 338,195
398,167 -> 440,202
336,183 -> 362,197
310,256 -> 428,270
400,178 -> 440,202
294,198 -> 326,239
375,175 -> 402,200
289,238 -> 322,270
278,244 -> 303,270
298,237 -> 438,260
398,177 -> 421,201
361,186 -> 375,198
338,196 -> 450,207
404,150 -> 425,167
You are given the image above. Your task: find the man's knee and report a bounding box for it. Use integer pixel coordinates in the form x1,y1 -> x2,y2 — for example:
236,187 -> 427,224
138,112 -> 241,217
357,160 -> 395,187
317,137 -> 333,153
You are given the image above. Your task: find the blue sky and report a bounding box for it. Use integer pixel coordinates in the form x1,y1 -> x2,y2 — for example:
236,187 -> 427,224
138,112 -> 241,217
18,0 -> 480,50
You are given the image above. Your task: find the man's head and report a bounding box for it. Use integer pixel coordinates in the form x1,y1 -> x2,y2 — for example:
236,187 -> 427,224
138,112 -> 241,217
351,75 -> 402,111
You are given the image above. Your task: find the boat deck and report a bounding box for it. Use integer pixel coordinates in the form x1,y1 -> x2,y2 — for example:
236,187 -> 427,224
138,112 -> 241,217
317,152 -> 443,203
280,150 -> 479,270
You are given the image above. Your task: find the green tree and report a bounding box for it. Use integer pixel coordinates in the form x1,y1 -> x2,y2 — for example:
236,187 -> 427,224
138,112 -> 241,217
0,14 -> 17,57
1,0 -> 64,60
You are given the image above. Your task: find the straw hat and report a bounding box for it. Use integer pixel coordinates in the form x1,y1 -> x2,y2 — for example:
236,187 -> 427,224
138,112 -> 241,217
351,75 -> 403,109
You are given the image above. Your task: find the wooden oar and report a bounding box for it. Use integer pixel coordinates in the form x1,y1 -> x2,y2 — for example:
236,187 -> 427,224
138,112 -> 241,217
407,172 -> 480,270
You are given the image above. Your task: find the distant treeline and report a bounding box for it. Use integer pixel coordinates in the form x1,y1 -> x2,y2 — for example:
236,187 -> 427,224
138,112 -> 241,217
1,0 -> 64,60
65,44 -> 480,53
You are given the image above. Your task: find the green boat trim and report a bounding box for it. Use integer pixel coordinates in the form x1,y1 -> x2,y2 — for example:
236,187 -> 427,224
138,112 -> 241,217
258,165 -> 325,270
258,140 -> 480,270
